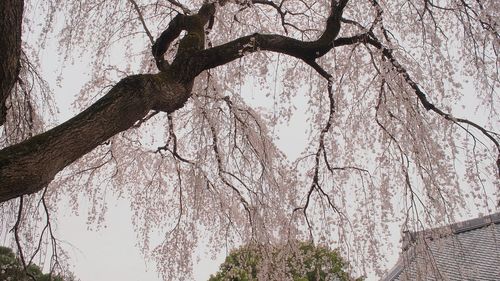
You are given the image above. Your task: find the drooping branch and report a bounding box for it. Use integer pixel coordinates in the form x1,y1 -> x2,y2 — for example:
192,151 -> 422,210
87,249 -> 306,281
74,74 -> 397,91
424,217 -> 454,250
365,37 -> 499,175
166,0 -> 192,15
251,0 -> 291,33
307,26 -> 500,177
128,0 -> 154,44
0,0 -> 24,125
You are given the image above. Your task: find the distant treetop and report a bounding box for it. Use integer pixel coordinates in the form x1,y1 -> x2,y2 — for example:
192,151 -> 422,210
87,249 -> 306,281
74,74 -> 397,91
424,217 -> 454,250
0,246 -> 75,281
209,241 -> 363,281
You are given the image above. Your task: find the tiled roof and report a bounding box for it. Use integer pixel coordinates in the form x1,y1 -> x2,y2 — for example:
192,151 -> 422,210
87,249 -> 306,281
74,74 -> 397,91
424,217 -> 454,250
382,213 -> 500,281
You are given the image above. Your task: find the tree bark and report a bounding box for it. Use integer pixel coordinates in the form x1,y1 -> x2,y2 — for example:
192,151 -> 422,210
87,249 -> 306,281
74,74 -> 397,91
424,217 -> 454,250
0,72 -> 191,202
0,0 -> 23,125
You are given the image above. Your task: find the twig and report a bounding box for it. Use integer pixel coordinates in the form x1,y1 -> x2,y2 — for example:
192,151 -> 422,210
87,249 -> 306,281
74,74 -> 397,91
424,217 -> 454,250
11,196 -> 36,281
128,0 -> 155,44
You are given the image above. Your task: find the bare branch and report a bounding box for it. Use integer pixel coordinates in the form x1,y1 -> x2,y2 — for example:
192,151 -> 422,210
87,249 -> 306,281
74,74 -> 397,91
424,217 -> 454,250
11,196 -> 36,281
165,0 -> 192,15
128,0 -> 155,45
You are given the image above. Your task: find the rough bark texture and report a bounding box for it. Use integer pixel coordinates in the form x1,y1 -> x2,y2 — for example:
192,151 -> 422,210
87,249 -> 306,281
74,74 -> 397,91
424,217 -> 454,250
0,0 -> 23,125
0,73 -> 190,202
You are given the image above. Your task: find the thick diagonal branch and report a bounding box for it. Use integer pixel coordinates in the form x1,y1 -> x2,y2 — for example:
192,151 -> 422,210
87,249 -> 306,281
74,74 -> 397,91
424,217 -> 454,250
0,73 -> 191,202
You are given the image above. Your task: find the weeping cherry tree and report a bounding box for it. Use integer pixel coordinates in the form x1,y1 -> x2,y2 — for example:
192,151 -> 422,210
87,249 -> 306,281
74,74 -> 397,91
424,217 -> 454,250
0,0 -> 499,279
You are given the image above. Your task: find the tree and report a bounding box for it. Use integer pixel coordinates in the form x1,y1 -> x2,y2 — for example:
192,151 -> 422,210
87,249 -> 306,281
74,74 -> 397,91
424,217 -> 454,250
0,0 -> 498,279
208,242 -> 362,281
0,246 -> 73,281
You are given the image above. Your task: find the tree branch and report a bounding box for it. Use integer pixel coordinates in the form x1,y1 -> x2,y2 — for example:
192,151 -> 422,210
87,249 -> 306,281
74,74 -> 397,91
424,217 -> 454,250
318,29 -> 500,176
0,73 -> 191,202
363,35 -> 500,176
152,2 -> 216,71
128,0 -> 155,45
181,0 -> 349,80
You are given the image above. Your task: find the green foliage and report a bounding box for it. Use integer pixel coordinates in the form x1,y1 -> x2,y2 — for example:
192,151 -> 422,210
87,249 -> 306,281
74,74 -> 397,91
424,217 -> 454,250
208,242 -> 363,281
0,246 -> 68,281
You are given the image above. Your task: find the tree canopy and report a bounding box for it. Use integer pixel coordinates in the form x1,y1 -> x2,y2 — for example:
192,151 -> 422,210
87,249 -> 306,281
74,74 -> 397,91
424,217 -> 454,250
0,0 -> 498,279
209,242 -> 362,281
0,246 -> 73,281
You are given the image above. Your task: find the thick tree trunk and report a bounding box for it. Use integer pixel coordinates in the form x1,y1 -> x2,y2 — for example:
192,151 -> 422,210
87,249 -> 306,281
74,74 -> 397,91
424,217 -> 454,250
0,72 -> 191,202
0,0 -> 23,125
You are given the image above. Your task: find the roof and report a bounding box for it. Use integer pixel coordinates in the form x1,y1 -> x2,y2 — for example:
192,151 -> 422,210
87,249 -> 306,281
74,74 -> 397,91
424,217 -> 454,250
382,212 -> 500,281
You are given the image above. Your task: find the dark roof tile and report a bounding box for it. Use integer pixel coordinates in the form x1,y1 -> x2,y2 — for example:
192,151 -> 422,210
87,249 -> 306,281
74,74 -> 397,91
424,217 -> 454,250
382,213 -> 500,281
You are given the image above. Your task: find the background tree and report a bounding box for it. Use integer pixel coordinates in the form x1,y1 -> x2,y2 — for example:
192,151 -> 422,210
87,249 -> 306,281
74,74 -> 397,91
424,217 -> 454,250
0,0 -> 498,279
0,246 -> 74,281
208,242 -> 362,281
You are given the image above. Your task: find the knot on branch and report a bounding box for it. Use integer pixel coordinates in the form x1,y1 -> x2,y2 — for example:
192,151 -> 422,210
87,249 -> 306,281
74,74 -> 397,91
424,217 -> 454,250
152,3 -> 216,73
